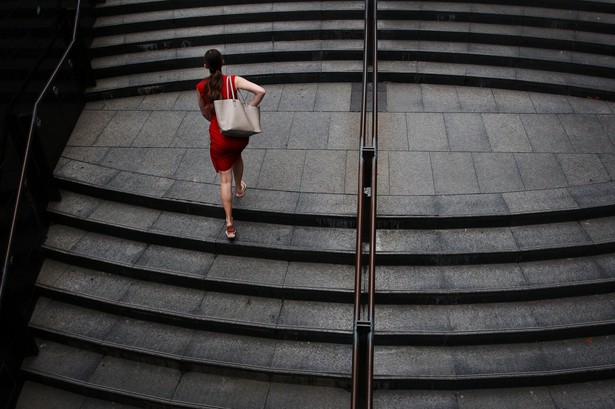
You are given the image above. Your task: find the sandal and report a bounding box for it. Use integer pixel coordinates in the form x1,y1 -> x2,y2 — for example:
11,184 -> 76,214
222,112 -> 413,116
225,224 -> 236,240
235,181 -> 247,198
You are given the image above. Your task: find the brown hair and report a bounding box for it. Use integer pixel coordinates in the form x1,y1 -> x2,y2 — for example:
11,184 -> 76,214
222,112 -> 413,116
204,49 -> 223,116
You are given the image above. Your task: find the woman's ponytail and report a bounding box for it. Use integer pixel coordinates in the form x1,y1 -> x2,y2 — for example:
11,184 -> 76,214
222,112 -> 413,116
204,49 -> 224,117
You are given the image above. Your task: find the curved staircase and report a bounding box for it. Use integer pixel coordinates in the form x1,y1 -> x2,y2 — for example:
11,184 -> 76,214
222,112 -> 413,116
14,0 -> 615,408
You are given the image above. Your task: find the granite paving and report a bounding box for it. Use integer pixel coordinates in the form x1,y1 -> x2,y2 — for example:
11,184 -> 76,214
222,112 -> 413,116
58,83 -> 615,218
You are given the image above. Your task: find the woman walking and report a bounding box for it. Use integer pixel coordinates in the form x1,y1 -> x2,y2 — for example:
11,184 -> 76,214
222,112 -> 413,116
196,49 -> 266,239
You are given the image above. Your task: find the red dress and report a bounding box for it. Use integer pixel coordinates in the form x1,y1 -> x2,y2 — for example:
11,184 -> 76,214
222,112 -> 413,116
196,74 -> 249,173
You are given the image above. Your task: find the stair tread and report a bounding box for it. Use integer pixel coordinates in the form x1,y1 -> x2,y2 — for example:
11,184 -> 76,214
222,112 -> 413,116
46,191 -> 615,259
22,340 -> 350,407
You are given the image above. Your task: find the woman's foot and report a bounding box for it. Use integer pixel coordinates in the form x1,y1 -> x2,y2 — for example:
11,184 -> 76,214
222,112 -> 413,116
225,223 -> 236,240
235,181 -> 247,198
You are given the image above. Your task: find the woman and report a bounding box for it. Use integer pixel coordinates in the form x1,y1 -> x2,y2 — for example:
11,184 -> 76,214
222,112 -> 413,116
196,49 -> 266,239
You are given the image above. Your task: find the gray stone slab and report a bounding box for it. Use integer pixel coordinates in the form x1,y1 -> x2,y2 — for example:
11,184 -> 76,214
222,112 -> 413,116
520,114 -> 574,153
600,154 -> 615,180
31,300 -> 118,339
373,390 -> 458,409
67,110 -> 116,147
436,193 -> 509,216
598,115 -> 615,146
271,340 -> 351,374
376,265 -> 446,291
581,216 -> 615,243
195,292 -> 281,325
138,92 -> 180,110
568,97 -> 613,114
23,340 -> 102,381
278,83 -> 318,111
207,255 -> 288,285
492,89 -> 536,113
173,372 -> 269,409
503,189 -> 577,214
510,222 -> 591,250
407,113 -> 449,151
135,245 -> 214,277
456,86 -> 498,113
257,149 -> 305,191
559,114 -> 615,153
54,160 -> 119,186
314,83 -> 352,112
152,211 -> 221,240
568,182 -> 615,208
387,83 -> 423,113
89,355 -> 182,399
171,111 -> 210,148
94,110 -> 150,146
378,193 -> 438,216
442,263 -> 527,290
285,261 -> 354,290
51,266 -> 134,301
61,146 -> 110,164
388,151 -> 435,195
36,259 -> 69,287
457,387 -> 556,409
131,111 -> 186,147
266,383 -> 349,409
101,147 -> 185,178
121,281 -> 204,314
16,382 -> 85,409
290,226 -> 356,251
557,153 -> 610,186
301,150 -> 346,193
80,398 -> 142,409
422,84 -> 461,112
327,112 -> 361,150
452,344 -> 547,375
244,111 -> 293,149
444,113 -> 491,152
107,171 -> 175,198
514,153 -> 568,190
529,92 -> 574,113
549,380 -> 615,409
482,114 -> 532,152
173,148 -> 216,183
540,336 -> 615,370
473,152 -> 524,193
72,232 -> 147,264
379,113 -> 409,150
172,90 -> 199,111
431,152 -> 480,194
278,299 -> 352,331
105,317 -> 194,355
530,295 -> 615,327
44,224 -> 89,251
288,112 -> 331,149
89,200 -> 162,229
376,229 -> 442,253
295,192 -> 356,216
440,227 -> 518,253
449,303 -> 538,331
185,330 -> 276,367
376,304 -> 451,332
233,185 -> 301,214
375,346 -> 456,376
520,257 -> 605,285
48,190 -> 102,218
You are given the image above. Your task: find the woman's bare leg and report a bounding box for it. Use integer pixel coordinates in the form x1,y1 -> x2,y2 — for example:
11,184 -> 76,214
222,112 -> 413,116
219,169 -> 234,227
233,156 -> 245,196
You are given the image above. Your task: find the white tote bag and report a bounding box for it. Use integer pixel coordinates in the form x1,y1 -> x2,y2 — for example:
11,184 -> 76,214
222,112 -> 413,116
213,75 -> 261,137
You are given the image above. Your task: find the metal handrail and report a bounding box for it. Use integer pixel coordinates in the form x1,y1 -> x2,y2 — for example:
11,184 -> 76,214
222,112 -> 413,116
351,0 -> 378,406
0,0 -> 86,316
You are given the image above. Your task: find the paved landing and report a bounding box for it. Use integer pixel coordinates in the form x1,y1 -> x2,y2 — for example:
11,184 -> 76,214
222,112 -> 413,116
56,83 -> 615,217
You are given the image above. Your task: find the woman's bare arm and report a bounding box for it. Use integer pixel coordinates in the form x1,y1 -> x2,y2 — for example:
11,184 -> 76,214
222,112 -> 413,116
234,76 -> 266,106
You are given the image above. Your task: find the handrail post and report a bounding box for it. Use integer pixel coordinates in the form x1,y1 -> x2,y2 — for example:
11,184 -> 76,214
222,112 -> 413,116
351,0 -> 378,407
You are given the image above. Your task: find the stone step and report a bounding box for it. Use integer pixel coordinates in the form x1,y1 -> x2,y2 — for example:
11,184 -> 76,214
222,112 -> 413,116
21,340 -> 350,408
33,268 -> 615,344
15,378 -> 615,409
45,190 -> 615,265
